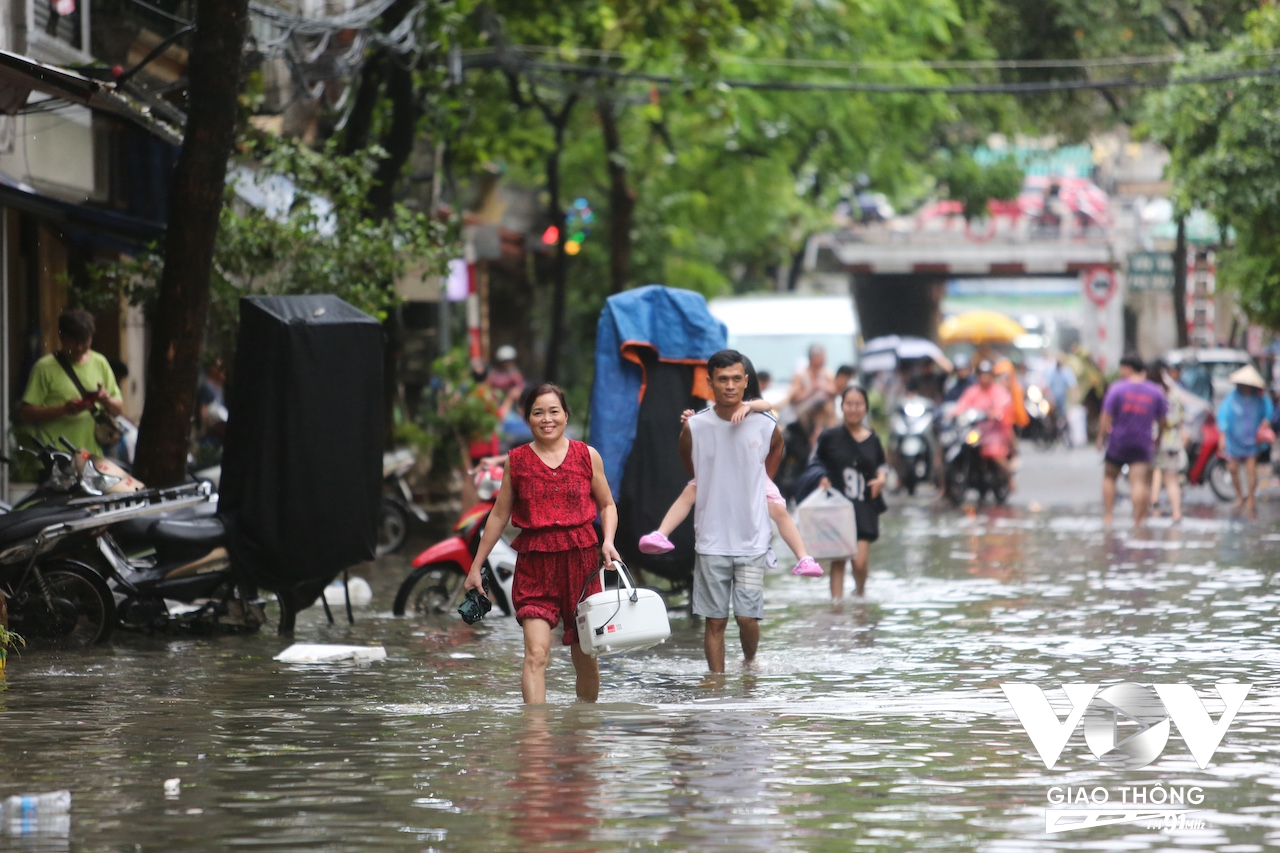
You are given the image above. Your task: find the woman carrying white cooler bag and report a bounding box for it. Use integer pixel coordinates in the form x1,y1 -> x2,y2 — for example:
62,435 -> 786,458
464,383 -> 622,705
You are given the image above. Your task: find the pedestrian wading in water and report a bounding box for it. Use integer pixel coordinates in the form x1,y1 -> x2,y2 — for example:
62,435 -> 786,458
640,354 -> 822,578
679,349 -> 784,673
813,385 -> 887,599
464,383 -> 621,704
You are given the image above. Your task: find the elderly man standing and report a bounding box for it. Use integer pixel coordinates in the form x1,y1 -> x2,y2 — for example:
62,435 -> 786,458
789,344 -> 837,413
679,349 -> 784,673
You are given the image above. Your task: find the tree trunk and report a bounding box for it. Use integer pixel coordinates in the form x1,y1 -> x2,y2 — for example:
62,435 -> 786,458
541,96 -> 576,382
336,0 -> 414,157
544,134 -> 567,382
1173,216 -> 1189,348
338,52 -> 385,155
599,97 -> 633,295
133,0 -> 249,487
335,0 -> 417,442
365,0 -> 419,220
368,57 -> 418,443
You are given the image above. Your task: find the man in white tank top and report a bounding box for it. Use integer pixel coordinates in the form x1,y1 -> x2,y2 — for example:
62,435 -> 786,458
678,350 -> 783,672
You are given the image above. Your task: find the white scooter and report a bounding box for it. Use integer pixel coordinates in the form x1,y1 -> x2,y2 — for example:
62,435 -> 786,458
376,448 -> 429,556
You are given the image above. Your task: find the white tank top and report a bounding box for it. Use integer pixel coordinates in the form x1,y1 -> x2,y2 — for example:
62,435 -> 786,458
688,409 -> 776,556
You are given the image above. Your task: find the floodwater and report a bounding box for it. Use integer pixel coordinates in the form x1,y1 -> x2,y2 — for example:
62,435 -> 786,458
2,479 -> 1279,852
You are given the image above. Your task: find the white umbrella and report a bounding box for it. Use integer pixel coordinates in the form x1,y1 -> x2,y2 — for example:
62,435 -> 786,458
860,335 -> 953,372
859,335 -> 902,374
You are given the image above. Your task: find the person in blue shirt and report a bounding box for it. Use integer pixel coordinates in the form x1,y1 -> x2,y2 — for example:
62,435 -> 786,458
1043,354 -> 1078,418
1216,365 -> 1274,514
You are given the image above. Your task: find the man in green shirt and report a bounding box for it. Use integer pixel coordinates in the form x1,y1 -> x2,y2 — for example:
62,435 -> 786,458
19,309 -> 124,456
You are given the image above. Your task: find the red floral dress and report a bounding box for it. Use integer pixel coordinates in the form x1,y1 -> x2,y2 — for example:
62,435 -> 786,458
507,440 -> 601,644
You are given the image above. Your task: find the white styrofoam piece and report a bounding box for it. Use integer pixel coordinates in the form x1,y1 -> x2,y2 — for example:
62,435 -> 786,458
322,577 -> 373,605
274,643 -> 387,663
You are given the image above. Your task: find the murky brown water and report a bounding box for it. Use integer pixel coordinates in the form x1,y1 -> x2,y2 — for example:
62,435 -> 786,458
2,478 -> 1278,852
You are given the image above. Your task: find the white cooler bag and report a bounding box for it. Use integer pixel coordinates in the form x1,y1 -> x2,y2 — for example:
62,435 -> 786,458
576,561 -> 670,657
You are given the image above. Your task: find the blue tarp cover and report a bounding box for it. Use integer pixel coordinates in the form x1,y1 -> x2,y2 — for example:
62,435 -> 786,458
589,285 -> 727,498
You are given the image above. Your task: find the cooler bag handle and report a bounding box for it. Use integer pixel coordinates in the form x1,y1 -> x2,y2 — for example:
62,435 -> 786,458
577,559 -> 639,607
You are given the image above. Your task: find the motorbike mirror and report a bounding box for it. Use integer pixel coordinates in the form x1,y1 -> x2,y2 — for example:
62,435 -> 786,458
78,458 -> 120,496
58,436 -> 78,454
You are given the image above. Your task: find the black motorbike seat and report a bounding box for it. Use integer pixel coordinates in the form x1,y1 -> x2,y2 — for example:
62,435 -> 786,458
111,499 -> 218,544
0,506 -> 93,544
149,517 -> 226,547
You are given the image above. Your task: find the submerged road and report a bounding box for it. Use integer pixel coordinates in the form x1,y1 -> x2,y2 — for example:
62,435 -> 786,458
1,443 -> 1278,853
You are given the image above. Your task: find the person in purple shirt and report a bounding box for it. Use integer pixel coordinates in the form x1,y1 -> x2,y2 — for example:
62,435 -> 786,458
1098,353 -> 1168,526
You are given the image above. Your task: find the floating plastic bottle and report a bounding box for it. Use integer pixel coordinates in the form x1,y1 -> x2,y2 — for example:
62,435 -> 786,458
1,791 -> 71,836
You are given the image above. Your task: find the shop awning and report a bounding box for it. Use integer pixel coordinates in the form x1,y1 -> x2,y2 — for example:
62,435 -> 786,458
0,48 -> 182,145
0,176 -> 165,244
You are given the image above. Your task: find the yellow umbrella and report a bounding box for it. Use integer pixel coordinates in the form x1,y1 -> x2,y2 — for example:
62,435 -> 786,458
937,310 -> 1026,345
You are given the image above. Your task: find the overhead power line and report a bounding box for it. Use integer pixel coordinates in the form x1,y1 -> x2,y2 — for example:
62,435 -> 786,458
466,52 -> 1280,96
469,43 -> 1280,73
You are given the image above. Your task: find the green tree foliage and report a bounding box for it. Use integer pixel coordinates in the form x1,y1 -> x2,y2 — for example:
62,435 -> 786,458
444,0 -> 1022,393
1148,7 -> 1280,328
418,348 -> 501,472
983,0 -> 1254,135
941,151 -> 1024,219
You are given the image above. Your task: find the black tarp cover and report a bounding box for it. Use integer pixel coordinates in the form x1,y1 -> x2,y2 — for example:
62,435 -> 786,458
218,296 -> 383,596
613,351 -> 705,584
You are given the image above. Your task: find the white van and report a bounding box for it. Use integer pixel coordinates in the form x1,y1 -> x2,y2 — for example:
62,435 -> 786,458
707,293 -> 860,403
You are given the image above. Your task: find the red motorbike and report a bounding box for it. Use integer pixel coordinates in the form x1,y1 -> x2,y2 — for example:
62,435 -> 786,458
1186,413 -> 1235,502
391,464 -> 517,617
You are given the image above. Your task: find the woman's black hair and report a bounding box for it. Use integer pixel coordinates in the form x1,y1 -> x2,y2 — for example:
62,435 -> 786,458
522,382 -> 570,420
741,354 -> 762,402
839,384 -> 870,407
1148,360 -> 1166,385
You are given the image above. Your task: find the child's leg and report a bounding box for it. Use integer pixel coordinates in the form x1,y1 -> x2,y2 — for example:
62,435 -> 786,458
768,502 -> 808,560
656,483 -> 697,536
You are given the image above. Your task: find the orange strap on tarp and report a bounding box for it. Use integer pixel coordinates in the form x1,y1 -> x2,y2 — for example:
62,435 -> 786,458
620,341 -> 714,404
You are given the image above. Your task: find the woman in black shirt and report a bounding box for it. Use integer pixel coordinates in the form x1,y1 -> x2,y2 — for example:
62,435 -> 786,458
814,385 -> 887,598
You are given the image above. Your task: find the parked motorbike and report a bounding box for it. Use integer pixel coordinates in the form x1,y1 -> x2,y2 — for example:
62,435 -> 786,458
393,463 -> 516,618
890,397 -> 936,495
95,502 -> 286,634
11,439 -> 289,635
0,444 -> 210,646
940,408 -> 1011,506
377,448 -> 428,557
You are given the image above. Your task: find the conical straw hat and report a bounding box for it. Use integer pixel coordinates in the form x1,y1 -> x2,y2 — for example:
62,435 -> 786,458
1228,364 -> 1266,389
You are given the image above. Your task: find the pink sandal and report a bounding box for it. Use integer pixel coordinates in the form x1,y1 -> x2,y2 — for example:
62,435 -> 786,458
638,531 -> 675,555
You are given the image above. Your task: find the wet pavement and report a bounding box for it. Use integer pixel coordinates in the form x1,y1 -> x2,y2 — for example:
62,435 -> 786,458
1,445 -> 1279,852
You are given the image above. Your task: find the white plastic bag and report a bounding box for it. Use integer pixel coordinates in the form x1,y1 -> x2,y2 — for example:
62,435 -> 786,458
795,488 -> 858,560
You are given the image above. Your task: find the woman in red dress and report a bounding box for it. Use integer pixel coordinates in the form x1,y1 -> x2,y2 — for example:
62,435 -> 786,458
465,383 -> 621,703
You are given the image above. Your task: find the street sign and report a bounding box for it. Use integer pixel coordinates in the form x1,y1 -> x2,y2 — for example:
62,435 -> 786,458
1081,266 -> 1117,306
1126,251 -> 1175,292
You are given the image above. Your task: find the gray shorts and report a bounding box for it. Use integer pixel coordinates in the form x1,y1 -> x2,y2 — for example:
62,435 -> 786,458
693,552 -> 767,620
